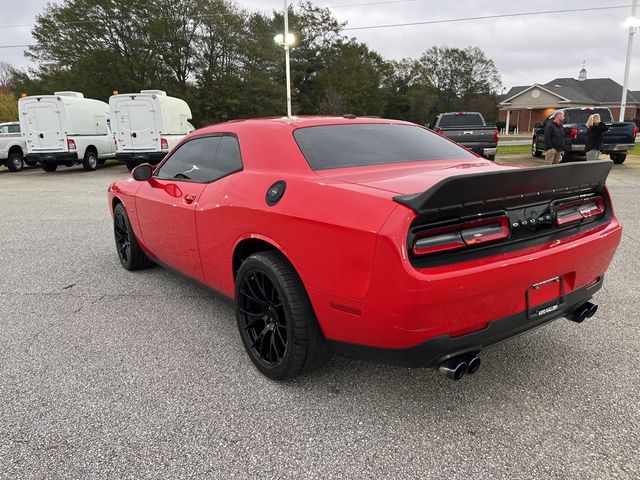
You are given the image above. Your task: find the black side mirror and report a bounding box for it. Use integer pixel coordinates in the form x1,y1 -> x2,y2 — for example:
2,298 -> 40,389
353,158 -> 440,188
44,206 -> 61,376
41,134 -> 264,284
534,121 -> 542,129
132,163 -> 153,181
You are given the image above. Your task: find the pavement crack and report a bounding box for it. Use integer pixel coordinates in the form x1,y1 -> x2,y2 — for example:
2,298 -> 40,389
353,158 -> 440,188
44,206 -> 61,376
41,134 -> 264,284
62,283 -> 77,290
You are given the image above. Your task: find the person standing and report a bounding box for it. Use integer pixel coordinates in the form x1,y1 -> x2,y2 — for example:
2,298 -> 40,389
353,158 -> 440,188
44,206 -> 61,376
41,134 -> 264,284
585,113 -> 609,161
543,111 -> 565,164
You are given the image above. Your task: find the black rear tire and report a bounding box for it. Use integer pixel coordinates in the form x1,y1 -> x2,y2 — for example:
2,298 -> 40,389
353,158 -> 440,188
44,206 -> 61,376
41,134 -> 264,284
113,203 -> 152,271
97,158 -> 106,165
236,251 -> 333,379
6,152 -> 23,172
611,153 -> 627,164
126,162 -> 136,172
42,162 -> 57,172
82,150 -> 98,171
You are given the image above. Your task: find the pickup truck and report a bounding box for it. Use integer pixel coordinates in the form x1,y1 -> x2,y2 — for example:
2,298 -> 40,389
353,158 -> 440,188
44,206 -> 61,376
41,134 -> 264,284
532,107 -> 638,164
431,112 -> 498,160
0,121 -> 31,172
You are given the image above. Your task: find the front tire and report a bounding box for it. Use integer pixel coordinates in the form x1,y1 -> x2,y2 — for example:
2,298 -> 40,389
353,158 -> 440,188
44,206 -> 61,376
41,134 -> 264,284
236,251 -> 332,380
532,138 -> 542,157
82,151 -> 98,171
113,203 -> 152,270
611,153 -> 627,164
6,152 -> 23,172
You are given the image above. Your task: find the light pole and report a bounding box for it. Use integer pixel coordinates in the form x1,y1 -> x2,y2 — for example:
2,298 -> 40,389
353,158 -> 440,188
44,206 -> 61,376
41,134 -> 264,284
274,0 -> 295,117
620,0 -> 638,121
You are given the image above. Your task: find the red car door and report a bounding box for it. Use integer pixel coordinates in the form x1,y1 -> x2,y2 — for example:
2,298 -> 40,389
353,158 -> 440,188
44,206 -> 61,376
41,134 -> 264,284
135,179 -> 205,281
134,135 -> 226,282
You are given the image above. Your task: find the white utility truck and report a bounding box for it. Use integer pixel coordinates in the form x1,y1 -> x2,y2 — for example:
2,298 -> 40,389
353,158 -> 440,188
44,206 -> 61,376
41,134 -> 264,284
18,91 -> 115,172
0,121 -> 29,172
109,90 -> 193,171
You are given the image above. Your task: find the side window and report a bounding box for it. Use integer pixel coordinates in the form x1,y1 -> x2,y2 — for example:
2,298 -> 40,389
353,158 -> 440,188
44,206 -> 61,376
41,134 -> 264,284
156,136 -> 221,183
155,135 -> 242,183
8,125 -> 20,133
209,136 -> 243,182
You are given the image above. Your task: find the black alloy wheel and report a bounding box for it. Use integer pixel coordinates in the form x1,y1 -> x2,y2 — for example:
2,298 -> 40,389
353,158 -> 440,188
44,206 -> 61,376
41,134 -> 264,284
235,251 -> 333,380
238,269 -> 288,369
113,203 -> 152,270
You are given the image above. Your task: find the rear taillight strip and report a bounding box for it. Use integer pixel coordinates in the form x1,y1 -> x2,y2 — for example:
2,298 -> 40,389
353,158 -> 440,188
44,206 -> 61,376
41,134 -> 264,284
413,215 -> 510,256
555,196 -> 605,227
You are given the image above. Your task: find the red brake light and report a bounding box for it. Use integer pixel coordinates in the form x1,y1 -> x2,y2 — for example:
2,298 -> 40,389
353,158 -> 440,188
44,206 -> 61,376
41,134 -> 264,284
569,128 -> 578,141
160,138 -> 169,150
413,215 -> 510,256
67,138 -> 76,151
633,126 -> 639,138
556,196 -> 605,226
493,129 -> 499,144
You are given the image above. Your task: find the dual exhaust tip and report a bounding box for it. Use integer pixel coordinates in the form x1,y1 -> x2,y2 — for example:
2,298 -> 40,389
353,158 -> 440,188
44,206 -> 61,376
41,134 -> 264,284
565,301 -> 598,323
438,301 -> 598,380
438,354 -> 480,381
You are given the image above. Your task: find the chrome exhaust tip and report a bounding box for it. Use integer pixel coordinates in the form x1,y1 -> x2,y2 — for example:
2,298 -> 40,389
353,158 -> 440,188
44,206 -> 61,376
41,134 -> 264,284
466,356 -> 481,375
438,360 -> 468,380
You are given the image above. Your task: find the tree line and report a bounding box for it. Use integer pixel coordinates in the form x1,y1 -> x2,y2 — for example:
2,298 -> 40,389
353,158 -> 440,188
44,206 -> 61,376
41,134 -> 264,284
2,0 -> 502,126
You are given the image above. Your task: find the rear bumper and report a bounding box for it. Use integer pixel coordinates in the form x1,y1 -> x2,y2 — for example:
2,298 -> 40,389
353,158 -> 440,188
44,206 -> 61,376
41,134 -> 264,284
116,152 -> 166,165
26,152 -> 78,164
603,144 -> 634,152
330,278 -> 602,368
311,212 -> 622,357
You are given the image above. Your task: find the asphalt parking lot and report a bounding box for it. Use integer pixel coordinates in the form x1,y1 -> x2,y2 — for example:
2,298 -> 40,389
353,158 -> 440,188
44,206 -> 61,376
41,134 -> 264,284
1,154 -> 639,479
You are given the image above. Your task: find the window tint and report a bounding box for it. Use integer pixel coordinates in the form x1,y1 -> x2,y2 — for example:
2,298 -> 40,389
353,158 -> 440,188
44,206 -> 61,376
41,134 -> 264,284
211,136 -> 243,181
155,135 -> 242,183
437,114 -> 484,127
294,124 -> 474,170
564,108 -> 612,124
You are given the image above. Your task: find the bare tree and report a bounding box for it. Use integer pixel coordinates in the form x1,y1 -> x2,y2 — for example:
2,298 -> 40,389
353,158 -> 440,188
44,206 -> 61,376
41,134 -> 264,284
0,62 -> 14,92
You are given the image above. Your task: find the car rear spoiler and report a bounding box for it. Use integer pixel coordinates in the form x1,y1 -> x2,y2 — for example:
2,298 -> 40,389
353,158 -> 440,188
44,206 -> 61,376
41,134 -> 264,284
393,160 -> 614,217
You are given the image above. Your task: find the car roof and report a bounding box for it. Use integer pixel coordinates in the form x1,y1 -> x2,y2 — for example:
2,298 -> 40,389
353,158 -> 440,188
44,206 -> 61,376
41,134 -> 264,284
194,116 -> 416,134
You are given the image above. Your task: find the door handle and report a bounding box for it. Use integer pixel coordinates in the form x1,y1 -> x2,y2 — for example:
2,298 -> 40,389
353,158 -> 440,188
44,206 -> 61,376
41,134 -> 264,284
184,193 -> 197,204
132,132 -> 137,138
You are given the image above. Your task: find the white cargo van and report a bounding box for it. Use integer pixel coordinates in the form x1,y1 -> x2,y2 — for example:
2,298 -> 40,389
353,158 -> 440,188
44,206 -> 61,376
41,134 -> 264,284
19,91 -> 115,172
109,90 -> 193,170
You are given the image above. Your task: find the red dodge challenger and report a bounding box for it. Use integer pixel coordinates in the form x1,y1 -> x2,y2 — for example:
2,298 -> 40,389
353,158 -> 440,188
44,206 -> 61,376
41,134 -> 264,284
107,117 -> 622,380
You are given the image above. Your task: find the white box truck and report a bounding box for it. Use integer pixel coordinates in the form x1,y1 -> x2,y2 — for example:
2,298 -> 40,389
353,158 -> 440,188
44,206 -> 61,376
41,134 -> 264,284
0,121 -> 29,172
19,91 -> 115,172
109,90 -> 193,170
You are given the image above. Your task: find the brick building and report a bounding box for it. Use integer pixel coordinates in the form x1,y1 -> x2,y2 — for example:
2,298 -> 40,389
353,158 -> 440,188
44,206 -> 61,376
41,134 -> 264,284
497,71 -> 640,134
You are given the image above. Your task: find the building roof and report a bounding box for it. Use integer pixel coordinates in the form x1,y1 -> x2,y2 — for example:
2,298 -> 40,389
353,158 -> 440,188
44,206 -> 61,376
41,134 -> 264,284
545,78 -> 640,104
499,78 -> 640,107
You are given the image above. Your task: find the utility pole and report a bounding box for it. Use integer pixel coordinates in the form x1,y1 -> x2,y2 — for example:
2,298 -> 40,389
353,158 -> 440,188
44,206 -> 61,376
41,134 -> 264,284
620,0 -> 638,122
284,0 -> 292,117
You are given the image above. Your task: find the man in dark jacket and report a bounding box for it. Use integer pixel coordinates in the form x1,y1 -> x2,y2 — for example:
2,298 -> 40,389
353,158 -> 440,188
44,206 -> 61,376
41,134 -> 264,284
543,111 -> 565,164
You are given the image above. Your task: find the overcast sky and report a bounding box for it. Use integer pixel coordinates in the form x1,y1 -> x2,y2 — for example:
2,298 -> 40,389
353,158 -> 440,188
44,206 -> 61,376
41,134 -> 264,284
1,0 -> 638,91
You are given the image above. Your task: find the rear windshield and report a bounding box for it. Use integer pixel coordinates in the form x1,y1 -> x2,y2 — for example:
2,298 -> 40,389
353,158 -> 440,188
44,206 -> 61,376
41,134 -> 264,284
564,108 -> 612,124
293,123 -> 474,170
437,113 -> 484,127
